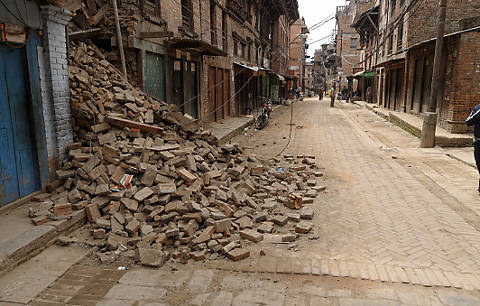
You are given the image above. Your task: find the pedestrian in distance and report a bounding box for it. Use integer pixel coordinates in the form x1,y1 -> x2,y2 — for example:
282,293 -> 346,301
330,87 -> 336,107
466,104 -> 480,193
341,86 -> 348,101
319,89 -> 324,101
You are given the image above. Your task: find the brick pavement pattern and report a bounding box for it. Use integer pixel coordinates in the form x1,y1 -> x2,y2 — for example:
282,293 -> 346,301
227,99 -> 480,290
28,99 -> 480,306
30,264 -> 480,305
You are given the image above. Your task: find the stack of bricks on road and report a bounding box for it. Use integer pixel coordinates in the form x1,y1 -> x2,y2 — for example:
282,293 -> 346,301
28,41 -> 326,267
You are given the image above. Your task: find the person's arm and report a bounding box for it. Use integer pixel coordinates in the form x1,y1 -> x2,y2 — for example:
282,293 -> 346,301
466,106 -> 480,126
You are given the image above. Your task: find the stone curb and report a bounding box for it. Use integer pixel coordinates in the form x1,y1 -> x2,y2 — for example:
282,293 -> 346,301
354,101 -> 471,148
214,105 -> 283,145
216,117 -> 256,146
0,210 -> 86,276
207,257 -> 480,291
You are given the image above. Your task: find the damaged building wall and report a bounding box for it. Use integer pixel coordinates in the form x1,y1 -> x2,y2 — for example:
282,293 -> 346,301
0,1 -> 73,205
68,0 -> 271,122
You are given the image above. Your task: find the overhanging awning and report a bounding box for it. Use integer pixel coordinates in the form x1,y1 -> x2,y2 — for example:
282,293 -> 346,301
363,71 -> 375,77
233,62 -> 266,76
168,39 -> 226,56
233,61 -> 259,72
353,70 -> 375,78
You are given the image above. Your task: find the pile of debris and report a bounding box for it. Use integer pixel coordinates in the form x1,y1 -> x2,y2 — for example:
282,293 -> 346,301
28,41 -> 326,266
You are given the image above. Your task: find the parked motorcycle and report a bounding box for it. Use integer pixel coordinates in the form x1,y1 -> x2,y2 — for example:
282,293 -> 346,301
255,101 -> 273,130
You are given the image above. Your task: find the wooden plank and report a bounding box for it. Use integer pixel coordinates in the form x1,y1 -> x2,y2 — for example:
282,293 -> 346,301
149,144 -> 181,152
69,28 -> 102,40
88,4 -> 110,26
208,67 -> 216,123
224,69 -> 230,118
105,115 -> 161,133
138,31 -> 174,39
64,0 -> 82,13
86,0 -> 98,16
215,68 -> 223,121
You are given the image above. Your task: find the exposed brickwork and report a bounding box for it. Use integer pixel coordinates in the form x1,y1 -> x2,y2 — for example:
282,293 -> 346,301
40,6 -> 73,161
372,0 -> 480,133
271,15 -> 291,75
336,2 -> 363,89
288,18 -> 307,89
305,63 -> 314,90
407,0 -> 480,48
441,31 -> 480,133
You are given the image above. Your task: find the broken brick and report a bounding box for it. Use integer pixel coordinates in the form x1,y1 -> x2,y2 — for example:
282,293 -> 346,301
85,203 -> 101,222
227,248 -> 250,261
239,229 -> 263,242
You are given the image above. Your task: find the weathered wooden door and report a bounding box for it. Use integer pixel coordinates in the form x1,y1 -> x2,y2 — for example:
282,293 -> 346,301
215,68 -> 223,121
224,69 -> 230,118
208,67 -> 216,122
144,52 -> 166,102
184,61 -> 198,118
0,45 -> 40,206
173,59 -> 184,112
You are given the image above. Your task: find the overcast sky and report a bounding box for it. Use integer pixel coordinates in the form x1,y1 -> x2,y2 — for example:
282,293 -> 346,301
299,0 -> 348,59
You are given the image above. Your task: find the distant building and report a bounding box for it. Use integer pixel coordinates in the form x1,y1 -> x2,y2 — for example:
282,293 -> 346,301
313,44 -> 338,94
288,17 -> 309,94
335,0 -> 368,92
304,62 -> 314,91
352,0 -> 379,102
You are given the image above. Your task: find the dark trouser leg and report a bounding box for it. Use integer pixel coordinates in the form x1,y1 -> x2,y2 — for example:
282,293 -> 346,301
474,142 -> 480,191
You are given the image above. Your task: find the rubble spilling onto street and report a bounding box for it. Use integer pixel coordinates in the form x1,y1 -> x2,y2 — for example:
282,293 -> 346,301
27,41 -> 326,266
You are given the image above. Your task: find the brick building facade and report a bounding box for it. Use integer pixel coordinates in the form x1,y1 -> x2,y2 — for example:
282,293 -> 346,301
68,0 -> 298,120
369,0 -> 480,133
335,1 -> 366,91
352,0 -> 378,102
304,62 -> 314,91
288,17 -> 308,91
0,0 -> 299,206
313,43 -> 337,95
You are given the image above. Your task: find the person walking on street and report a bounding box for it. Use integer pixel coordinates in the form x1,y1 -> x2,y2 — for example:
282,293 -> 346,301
341,86 -> 348,101
295,87 -> 301,100
319,89 -> 324,101
330,87 -> 336,107
466,104 -> 480,193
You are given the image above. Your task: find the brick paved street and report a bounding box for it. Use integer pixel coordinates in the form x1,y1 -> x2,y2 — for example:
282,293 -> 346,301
15,98 -> 480,305
29,263 -> 480,306
232,98 -> 480,288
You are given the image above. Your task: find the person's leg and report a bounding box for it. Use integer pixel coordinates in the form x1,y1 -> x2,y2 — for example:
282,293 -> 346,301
475,142 -> 480,192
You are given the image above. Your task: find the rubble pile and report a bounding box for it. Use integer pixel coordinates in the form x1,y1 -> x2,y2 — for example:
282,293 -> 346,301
28,41 -> 326,266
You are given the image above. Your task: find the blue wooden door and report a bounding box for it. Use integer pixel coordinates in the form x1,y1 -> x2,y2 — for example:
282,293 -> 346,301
0,45 -> 40,206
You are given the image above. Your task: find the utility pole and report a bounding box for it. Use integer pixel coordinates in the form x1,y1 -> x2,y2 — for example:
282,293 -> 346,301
420,0 -> 447,148
112,0 -> 127,79
339,30 -> 343,90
